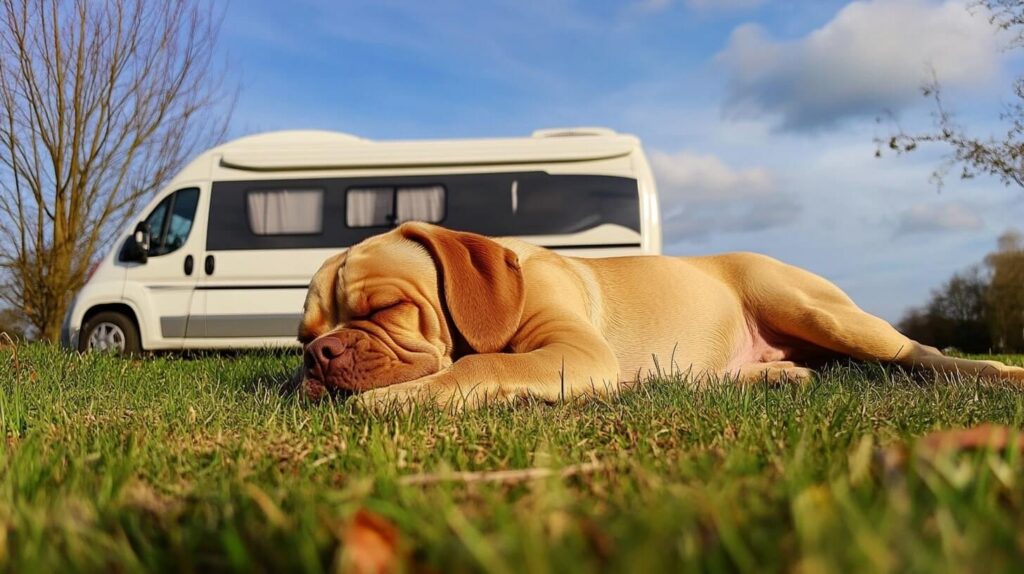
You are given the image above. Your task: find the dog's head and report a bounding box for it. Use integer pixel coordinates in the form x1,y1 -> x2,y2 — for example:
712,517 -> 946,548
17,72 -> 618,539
297,222 -> 525,398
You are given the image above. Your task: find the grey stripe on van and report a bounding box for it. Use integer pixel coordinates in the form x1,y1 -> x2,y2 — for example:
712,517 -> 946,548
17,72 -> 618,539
161,316 -> 189,338
161,314 -> 302,338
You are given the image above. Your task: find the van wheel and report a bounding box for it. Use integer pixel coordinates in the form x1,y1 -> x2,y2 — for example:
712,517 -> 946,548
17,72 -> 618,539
80,312 -> 141,355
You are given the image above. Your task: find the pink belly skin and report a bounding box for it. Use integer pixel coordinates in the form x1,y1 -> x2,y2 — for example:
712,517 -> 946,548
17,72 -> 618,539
724,321 -> 788,373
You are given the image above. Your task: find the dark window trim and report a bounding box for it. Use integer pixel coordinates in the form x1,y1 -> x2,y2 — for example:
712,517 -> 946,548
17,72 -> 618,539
195,284 -> 310,290
243,186 -> 326,237
542,242 -> 642,250
205,172 -> 640,251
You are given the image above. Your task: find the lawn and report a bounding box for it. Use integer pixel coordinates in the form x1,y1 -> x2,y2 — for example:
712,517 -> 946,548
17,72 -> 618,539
2,343 -> 1024,573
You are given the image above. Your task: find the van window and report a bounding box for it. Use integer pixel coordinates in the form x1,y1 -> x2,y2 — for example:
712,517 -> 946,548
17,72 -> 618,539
143,187 -> 199,257
247,189 -> 323,235
157,188 -> 200,255
346,188 -> 393,227
396,185 -> 445,224
206,173 -> 638,251
346,185 -> 446,228
144,196 -> 172,247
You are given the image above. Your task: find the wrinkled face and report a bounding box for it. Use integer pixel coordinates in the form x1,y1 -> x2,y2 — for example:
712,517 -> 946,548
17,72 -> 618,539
297,222 -> 526,399
297,232 -> 453,398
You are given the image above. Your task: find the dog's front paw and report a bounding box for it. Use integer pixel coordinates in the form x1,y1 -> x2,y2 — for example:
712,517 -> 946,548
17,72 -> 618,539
969,360 -> 1024,384
997,364 -> 1024,384
353,381 -> 441,415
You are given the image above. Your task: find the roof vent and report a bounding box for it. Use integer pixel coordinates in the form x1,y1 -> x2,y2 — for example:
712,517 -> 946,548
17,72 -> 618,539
531,127 -> 618,138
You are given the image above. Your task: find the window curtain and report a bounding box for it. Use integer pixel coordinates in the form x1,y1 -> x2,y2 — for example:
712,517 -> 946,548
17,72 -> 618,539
346,188 -> 393,227
396,186 -> 444,224
247,189 -> 323,235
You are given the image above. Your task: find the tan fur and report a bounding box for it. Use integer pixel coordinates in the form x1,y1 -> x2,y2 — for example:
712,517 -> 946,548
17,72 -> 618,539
297,223 -> 1024,410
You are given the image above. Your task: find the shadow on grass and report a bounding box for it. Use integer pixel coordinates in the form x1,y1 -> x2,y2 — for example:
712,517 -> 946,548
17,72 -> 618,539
247,361 -> 304,398
107,345 -> 306,398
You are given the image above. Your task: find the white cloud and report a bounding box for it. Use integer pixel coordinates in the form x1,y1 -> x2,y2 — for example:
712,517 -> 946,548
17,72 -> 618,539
651,150 -> 799,240
718,0 -> 1001,131
896,201 -> 984,234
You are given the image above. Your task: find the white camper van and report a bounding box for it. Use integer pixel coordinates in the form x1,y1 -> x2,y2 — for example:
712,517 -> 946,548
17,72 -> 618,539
60,128 -> 661,353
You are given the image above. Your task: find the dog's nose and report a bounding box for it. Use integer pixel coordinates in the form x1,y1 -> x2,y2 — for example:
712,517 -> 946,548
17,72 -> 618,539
304,336 -> 346,373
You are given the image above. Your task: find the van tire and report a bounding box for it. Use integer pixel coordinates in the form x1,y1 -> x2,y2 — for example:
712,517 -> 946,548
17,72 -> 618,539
79,311 -> 141,355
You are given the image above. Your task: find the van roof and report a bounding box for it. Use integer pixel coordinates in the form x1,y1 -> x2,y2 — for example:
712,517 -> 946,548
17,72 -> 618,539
209,128 -> 641,172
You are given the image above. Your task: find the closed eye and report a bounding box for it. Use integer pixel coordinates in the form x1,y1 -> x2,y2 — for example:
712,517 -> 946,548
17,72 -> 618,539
374,300 -> 406,314
353,300 -> 407,321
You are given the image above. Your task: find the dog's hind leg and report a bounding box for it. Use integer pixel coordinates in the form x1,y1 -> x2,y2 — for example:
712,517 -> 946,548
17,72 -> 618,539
732,253 -> 1024,384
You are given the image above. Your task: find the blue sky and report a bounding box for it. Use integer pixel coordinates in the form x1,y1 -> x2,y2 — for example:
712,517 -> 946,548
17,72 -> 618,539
217,0 -> 1024,322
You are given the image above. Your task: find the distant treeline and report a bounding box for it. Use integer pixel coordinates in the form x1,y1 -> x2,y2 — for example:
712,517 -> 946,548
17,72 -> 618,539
898,230 -> 1024,354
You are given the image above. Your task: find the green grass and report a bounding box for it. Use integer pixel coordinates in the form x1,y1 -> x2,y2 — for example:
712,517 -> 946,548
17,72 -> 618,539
2,344 -> 1024,573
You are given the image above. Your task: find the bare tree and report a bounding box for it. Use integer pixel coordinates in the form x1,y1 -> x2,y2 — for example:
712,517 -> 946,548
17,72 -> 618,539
0,0 -> 231,340
0,306 -> 27,340
897,265 -> 992,353
985,229 -> 1024,351
898,230 -> 1024,353
879,1 -> 1024,189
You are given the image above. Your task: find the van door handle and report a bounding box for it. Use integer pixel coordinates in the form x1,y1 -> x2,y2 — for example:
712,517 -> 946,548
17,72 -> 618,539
184,255 -> 194,276
204,255 -> 215,275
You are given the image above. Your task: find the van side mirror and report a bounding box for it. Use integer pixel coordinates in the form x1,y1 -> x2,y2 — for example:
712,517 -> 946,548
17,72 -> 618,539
121,222 -> 150,263
134,222 -> 151,252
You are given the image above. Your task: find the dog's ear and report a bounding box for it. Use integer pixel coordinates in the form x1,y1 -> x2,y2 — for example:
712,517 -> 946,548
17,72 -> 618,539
400,222 -> 525,354
299,251 -> 347,342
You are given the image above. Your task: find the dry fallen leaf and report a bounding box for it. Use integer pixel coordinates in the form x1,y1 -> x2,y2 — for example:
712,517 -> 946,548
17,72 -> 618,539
873,424 -> 1024,479
579,517 -> 614,563
918,424 -> 1024,455
338,509 -> 403,574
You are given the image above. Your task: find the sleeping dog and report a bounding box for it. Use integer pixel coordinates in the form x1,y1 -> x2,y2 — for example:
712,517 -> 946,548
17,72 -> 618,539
295,222 -> 1024,408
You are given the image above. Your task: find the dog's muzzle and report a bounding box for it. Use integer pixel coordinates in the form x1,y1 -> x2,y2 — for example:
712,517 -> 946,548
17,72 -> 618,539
301,329 -> 398,397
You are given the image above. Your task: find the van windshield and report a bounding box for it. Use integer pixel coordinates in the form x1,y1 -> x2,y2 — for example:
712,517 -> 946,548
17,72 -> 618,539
142,188 -> 200,257
144,196 -> 171,249
156,188 -> 199,255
